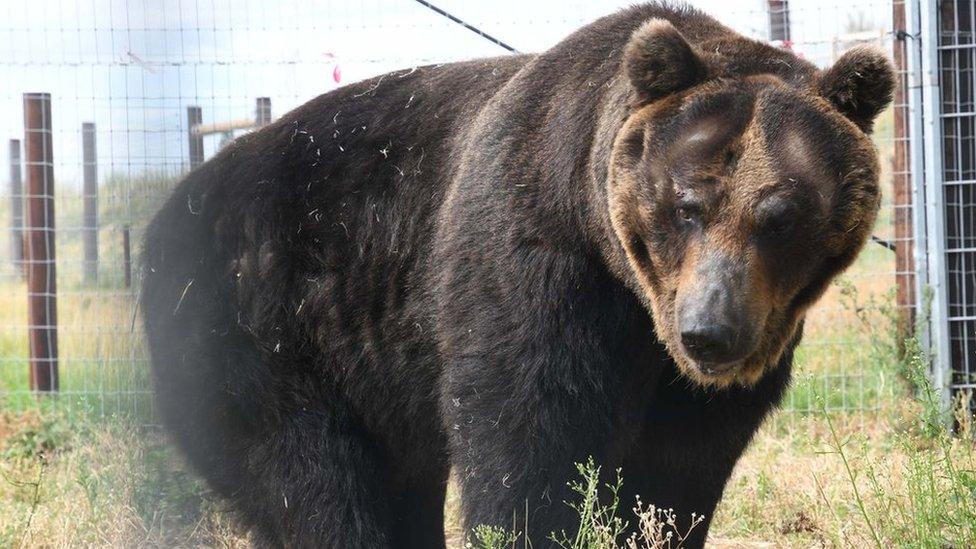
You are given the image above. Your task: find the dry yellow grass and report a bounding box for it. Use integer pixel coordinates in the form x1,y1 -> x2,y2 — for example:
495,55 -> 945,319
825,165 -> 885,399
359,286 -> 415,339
0,412 -> 248,548
711,397 -> 976,548
3,397 -> 970,549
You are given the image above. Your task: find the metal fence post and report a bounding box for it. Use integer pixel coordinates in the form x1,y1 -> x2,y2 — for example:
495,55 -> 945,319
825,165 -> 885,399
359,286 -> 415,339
187,105 -> 203,169
905,0 -> 931,357
918,0 -> 952,412
82,122 -> 98,284
9,139 -> 24,273
23,92 -> 59,393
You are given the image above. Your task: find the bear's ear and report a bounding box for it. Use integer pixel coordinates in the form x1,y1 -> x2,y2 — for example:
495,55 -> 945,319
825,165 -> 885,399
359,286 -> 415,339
817,46 -> 895,133
623,19 -> 708,106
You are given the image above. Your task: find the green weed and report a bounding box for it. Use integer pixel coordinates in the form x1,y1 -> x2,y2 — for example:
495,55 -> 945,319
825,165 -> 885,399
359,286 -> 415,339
470,458 -> 702,549
817,337 -> 976,547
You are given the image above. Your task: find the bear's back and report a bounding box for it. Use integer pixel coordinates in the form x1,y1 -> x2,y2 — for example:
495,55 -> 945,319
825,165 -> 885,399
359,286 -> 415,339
142,55 -> 530,459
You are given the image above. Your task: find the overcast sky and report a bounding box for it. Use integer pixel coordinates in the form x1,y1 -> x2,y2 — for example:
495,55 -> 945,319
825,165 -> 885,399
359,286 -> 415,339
0,0 -> 892,187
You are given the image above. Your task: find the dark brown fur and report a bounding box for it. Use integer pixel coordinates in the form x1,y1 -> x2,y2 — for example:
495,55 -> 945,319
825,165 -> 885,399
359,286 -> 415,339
141,3 -> 893,547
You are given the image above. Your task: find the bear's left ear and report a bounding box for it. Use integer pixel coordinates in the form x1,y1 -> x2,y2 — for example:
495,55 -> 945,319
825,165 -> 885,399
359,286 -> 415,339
817,46 -> 895,133
623,19 -> 708,106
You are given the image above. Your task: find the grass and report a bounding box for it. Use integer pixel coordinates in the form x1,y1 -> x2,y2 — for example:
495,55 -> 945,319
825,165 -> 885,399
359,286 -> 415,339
0,282 -> 153,423
709,350 -> 976,548
0,411 -> 245,547
3,378 -> 971,549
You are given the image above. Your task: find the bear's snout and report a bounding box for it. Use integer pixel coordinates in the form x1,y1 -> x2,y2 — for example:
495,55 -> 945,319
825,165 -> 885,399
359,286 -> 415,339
676,253 -> 761,372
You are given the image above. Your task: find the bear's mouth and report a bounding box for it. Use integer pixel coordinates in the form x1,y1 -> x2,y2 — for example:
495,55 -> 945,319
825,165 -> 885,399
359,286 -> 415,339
674,350 -> 770,388
667,325 -> 774,388
693,360 -> 740,377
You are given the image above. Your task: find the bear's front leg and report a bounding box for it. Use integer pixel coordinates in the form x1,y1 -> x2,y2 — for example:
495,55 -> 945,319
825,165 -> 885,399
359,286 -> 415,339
437,247 -> 659,546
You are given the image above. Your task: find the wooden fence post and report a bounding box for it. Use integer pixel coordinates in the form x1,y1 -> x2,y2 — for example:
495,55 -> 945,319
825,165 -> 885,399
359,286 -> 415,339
187,106 -> 203,169
892,1 -> 915,348
255,97 -> 272,127
9,139 -> 24,273
82,122 -> 98,284
122,225 -> 131,289
23,92 -> 58,393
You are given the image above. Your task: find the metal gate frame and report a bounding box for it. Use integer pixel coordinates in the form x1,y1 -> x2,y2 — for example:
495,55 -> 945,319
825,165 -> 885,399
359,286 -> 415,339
906,0 -> 975,413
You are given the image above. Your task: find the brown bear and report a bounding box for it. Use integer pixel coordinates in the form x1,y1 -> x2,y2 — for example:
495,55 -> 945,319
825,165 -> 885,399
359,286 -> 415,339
141,3 -> 893,547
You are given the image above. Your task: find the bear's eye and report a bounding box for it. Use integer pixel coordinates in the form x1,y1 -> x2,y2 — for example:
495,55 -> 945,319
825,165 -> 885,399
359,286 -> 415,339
766,217 -> 794,234
755,195 -> 801,241
759,211 -> 797,238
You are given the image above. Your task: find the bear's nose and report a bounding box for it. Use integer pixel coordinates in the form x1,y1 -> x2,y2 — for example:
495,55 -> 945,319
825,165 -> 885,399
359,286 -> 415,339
680,324 -> 737,364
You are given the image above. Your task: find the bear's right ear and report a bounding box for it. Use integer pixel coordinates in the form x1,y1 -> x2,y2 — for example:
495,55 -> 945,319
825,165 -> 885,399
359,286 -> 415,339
623,19 -> 708,106
816,46 -> 895,133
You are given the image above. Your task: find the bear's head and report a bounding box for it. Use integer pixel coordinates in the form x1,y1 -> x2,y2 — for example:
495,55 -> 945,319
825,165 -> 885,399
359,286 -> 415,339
607,19 -> 894,388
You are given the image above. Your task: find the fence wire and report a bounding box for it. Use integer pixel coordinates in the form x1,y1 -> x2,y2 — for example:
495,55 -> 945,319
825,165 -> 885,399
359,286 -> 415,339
0,0 -> 918,423
936,0 -> 976,403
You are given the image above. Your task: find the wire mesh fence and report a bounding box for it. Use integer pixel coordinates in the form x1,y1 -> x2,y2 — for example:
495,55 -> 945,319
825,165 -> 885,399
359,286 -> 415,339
0,0 -> 930,423
936,0 -> 975,406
